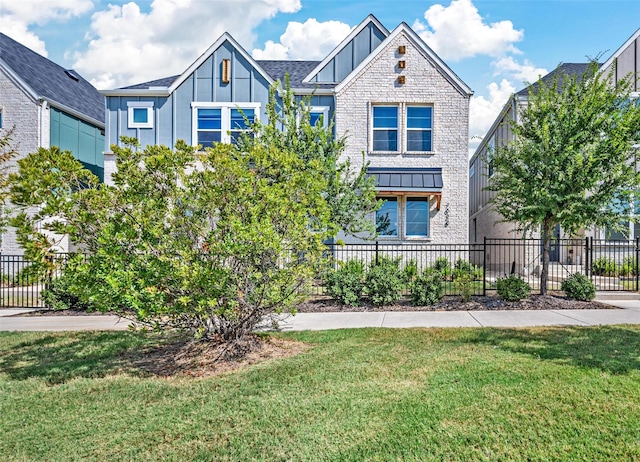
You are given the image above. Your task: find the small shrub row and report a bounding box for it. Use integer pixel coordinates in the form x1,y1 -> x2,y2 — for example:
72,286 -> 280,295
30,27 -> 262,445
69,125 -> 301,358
592,256 -> 637,277
324,257 -> 483,307
561,273 -> 596,301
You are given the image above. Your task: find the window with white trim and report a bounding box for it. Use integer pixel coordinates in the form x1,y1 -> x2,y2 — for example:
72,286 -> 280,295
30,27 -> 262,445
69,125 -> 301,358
372,105 -> 398,151
127,101 -> 154,129
309,106 -> 330,128
406,106 -> 432,152
191,103 -> 259,149
376,196 -> 430,239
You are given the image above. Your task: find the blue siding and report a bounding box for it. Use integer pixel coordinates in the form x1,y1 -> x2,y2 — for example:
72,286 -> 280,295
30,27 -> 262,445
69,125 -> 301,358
105,39 -> 304,151
50,107 -> 104,181
312,22 -> 386,83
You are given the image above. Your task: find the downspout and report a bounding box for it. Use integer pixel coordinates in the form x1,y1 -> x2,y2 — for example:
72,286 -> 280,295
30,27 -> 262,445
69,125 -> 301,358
40,99 -> 48,148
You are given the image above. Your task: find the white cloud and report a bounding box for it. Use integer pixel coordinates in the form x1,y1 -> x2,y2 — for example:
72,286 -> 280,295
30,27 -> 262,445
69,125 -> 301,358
0,0 -> 94,56
493,56 -> 547,85
252,18 -> 352,60
70,0 -> 302,89
469,79 -> 516,154
413,0 -> 523,61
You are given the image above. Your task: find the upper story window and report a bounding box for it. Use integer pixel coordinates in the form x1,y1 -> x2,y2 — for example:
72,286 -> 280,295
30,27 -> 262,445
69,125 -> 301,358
372,106 -> 398,151
406,106 -> 432,152
371,104 -> 434,153
191,103 -> 260,149
127,101 -> 154,129
309,106 -> 330,128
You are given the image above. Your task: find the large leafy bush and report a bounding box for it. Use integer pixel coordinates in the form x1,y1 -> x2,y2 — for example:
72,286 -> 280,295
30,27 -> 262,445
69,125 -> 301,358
365,257 -> 404,306
324,260 -> 365,306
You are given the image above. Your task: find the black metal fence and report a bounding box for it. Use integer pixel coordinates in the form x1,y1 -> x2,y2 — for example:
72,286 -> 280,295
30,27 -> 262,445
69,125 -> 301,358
1,238 -> 639,307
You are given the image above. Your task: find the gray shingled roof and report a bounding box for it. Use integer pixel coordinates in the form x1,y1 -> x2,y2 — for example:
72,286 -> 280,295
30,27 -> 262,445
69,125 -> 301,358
122,75 -> 179,89
367,167 -> 443,192
516,63 -> 592,96
256,60 -> 335,89
0,33 -> 104,124
121,60 -> 335,91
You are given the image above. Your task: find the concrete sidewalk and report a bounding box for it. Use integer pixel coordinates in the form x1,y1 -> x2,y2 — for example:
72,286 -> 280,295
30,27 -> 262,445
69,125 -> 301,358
1,297 -> 640,331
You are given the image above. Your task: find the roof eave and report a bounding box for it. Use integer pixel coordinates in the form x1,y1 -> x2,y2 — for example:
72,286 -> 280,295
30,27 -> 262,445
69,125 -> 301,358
45,98 -> 105,128
100,88 -> 171,97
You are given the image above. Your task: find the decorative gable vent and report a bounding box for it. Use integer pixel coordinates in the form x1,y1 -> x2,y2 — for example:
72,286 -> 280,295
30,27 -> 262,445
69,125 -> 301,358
398,45 -> 406,54
221,59 -> 231,84
397,76 -> 406,84
398,60 -> 406,69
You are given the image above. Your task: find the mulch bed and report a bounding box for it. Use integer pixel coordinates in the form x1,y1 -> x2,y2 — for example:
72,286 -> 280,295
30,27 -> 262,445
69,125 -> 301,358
15,294 -> 613,317
295,294 -> 614,313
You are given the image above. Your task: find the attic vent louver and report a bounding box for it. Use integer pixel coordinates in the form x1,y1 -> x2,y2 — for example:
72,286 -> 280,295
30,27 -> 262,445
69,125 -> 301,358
65,69 -> 80,81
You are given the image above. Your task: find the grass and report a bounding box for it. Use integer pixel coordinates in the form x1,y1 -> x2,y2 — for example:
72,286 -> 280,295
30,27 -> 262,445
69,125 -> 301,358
2,327 -> 640,461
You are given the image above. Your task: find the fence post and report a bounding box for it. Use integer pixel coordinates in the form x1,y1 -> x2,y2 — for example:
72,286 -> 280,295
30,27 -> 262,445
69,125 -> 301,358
375,240 -> 379,266
634,237 -> 640,292
482,236 -> 487,296
584,237 -> 589,277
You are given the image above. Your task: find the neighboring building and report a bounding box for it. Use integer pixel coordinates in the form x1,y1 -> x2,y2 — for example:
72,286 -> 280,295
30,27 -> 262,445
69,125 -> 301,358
469,27 -> 640,247
0,33 -> 105,253
102,15 -> 472,245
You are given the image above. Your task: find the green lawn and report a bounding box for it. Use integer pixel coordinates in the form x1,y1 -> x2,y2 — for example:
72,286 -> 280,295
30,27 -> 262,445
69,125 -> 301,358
2,326 -> 640,461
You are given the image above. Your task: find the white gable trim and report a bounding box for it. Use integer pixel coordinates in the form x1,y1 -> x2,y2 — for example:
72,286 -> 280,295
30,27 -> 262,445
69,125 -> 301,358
168,32 -> 274,93
334,23 -> 473,97
0,59 -> 39,102
600,27 -> 640,73
302,14 -> 389,84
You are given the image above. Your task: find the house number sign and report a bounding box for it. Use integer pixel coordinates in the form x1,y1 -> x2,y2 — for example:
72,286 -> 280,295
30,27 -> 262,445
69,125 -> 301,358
444,204 -> 450,228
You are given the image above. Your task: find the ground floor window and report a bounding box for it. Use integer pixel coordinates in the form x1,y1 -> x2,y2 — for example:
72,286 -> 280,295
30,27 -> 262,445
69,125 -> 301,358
376,196 -> 430,239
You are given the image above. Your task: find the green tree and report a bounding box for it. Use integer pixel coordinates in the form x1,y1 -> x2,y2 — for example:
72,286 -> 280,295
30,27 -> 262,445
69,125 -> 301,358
0,127 -> 19,232
487,61 -> 640,294
8,82 -> 379,344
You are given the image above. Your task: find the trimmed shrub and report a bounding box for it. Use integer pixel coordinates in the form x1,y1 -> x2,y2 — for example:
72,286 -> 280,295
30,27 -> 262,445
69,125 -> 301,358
433,257 -> 452,280
410,270 -> 445,306
403,259 -> 418,284
454,272 -> 473,302
562,273 -> 596,301
365,257 -> 404,306
592,257 -> 617,277
324,259 -> 365,306
496,275 -> 531,301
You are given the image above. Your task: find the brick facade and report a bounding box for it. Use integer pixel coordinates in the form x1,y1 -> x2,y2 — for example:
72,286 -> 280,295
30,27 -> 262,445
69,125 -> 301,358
335,31 -> 470,244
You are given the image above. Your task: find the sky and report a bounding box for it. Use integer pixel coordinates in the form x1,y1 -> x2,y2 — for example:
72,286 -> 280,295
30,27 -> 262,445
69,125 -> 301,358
2,0 -> 639,154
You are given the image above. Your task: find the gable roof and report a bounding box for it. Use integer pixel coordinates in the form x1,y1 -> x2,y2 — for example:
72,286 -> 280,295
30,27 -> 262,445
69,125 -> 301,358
167,32 -> 274,94
516,63 -> 592,97
0,33 -> 104,126
600,27 -> 640,73
302,14 -> 389,84
334,22 -> 472,96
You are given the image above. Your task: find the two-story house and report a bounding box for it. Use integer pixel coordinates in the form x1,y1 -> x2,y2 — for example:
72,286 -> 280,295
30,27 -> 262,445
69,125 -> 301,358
0,33 -> 105,253
102,15 -> 472,245
470,28 -> 640,245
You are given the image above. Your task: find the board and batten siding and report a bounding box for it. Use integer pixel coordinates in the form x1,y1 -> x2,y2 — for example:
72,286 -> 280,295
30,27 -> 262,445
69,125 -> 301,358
105,39 -> 273,151
310,23 -> 387,84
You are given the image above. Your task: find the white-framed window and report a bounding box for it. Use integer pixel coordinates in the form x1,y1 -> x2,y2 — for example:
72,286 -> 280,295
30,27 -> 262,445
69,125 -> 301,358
375,196 -> 430,239
191,102 -> 260,149
127,101 -> 154,129
376,197 -> 398,236
405,106 -> 433,152
309,106 -> 330,128
372,105 -> 399,152
405,197 -> 429,237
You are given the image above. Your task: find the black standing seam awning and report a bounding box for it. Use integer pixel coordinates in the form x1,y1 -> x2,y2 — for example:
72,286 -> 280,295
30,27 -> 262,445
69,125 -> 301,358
366,167 -> 444,210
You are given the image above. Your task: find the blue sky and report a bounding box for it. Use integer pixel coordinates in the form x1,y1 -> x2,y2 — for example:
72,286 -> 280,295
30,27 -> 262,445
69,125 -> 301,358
2,0 -> 639,150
